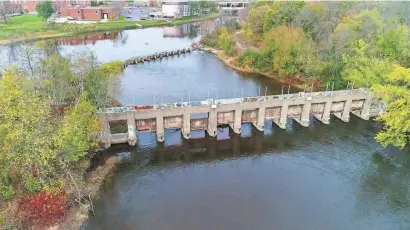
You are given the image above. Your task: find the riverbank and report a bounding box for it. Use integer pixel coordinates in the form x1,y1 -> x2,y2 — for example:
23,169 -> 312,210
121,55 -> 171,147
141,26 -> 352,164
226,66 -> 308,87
0,12 -> 220,45
0,153 -> 121,229
58,154 -> 121,230
202,46 -> 308,90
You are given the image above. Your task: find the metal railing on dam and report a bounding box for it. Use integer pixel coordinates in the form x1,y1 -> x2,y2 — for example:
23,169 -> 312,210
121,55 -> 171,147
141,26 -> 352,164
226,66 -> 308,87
98,88 -> 385,148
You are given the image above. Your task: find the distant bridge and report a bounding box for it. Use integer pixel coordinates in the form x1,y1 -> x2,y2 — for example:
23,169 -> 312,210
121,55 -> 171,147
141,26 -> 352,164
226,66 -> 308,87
98,88 -> 384,148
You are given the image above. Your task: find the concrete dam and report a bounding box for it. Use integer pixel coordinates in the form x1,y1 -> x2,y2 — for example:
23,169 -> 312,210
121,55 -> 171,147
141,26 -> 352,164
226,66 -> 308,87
98,88 -> 384,148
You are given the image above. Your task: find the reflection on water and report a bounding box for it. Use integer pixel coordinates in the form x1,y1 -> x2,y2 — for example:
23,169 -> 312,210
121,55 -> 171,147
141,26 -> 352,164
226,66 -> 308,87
85,116 -> 410,230
56,32 -> 122,46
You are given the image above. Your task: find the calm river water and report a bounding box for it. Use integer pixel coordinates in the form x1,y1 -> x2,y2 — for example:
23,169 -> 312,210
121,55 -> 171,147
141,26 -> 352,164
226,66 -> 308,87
1,21 -> 409,230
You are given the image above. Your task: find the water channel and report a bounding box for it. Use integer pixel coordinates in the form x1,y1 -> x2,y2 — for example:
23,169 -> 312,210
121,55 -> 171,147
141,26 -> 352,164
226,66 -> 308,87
1,21 -> 409,230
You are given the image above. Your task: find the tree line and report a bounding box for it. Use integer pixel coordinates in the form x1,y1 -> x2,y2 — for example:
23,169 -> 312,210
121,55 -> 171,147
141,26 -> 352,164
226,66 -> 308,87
201,1 -> 410,148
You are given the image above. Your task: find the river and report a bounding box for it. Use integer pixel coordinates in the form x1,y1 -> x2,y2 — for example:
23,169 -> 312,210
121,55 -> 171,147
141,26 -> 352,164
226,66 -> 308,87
1,21 -> 409,230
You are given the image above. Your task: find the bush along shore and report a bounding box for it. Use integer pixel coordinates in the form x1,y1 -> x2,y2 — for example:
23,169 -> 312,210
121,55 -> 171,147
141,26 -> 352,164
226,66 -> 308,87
200,1 -> 410,149
0,12 -> 220,45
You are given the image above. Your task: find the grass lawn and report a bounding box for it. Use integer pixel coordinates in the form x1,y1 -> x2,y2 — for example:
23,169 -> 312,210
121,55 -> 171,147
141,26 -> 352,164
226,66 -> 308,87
7,14 -> 44,23
0,12 -> 220,44
0,15 -> 48,38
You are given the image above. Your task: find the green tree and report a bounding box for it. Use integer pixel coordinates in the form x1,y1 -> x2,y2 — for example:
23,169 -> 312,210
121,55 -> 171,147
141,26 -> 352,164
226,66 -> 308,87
261,26 -> 320,77
216,27 -> 236,55
293,3 -> 326,41
332,10 -> 384,54
40,54 -> 77,107
0,67 -> 55,197
99,61 -> 124,76
35,1 -> 55,20
371,64 -> 410,148
242,4 -> 276,41
342,40 -> 392,87
377,25 -> 410,66
84,61 -> 123,109
272,1 -> 305,27
54,93 -> 100,164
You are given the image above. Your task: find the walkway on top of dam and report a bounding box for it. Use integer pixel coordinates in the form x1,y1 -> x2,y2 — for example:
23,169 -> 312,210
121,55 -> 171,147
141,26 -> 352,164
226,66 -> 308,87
103,88 -> 379,113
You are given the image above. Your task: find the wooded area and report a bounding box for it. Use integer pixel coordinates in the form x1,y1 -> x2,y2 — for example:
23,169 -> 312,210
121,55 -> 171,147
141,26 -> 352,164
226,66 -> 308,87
0,40 -> 123,228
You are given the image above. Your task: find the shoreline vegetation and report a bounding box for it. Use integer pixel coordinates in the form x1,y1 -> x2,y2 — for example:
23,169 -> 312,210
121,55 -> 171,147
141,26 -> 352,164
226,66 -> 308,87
202,46 -> 307,90
0,12 -> 220,45
0,49 -> 127,229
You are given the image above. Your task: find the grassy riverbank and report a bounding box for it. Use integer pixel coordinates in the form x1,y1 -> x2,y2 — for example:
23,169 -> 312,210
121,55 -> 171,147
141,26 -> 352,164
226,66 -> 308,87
0,12 -> 220,45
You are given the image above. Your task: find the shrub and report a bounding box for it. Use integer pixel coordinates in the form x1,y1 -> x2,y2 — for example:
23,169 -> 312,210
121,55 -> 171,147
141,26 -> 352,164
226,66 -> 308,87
24,176 -> 42,193
237,50 -> 270,70
200,33 -> 218,48
238,50 -> 259,66
18,191 -> 69,227
1,185 -> 15,201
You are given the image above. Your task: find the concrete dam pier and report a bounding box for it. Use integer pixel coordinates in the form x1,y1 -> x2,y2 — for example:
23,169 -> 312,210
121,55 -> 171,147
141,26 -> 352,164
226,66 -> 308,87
98,89 -> 384,148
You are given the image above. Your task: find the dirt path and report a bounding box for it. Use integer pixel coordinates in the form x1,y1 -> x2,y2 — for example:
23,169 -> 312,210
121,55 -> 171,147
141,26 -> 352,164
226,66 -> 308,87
235,31 -> 258,52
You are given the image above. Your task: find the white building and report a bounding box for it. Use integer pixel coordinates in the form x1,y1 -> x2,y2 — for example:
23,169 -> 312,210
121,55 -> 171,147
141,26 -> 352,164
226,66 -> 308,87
161,0 -> 188,18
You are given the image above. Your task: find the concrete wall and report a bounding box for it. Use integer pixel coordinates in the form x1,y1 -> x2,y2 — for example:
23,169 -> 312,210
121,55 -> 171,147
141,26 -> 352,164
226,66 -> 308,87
217,111 -> 234,124
331,101 -> 345,112
190,118 -> 208,131
99,89 -> 384,148
287,105 -> 303,117
164,116 -> 183,129
310,103 -> 325,114
265,107 -> 281,119
136,118 -> 156,131
242,110 -> 257,123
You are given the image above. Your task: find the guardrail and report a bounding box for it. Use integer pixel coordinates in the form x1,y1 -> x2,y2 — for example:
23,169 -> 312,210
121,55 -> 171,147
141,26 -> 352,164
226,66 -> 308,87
102,88 -> 370,113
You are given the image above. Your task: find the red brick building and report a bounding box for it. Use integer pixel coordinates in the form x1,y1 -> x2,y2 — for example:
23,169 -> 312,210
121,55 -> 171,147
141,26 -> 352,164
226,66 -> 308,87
60,6 -> 117,20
